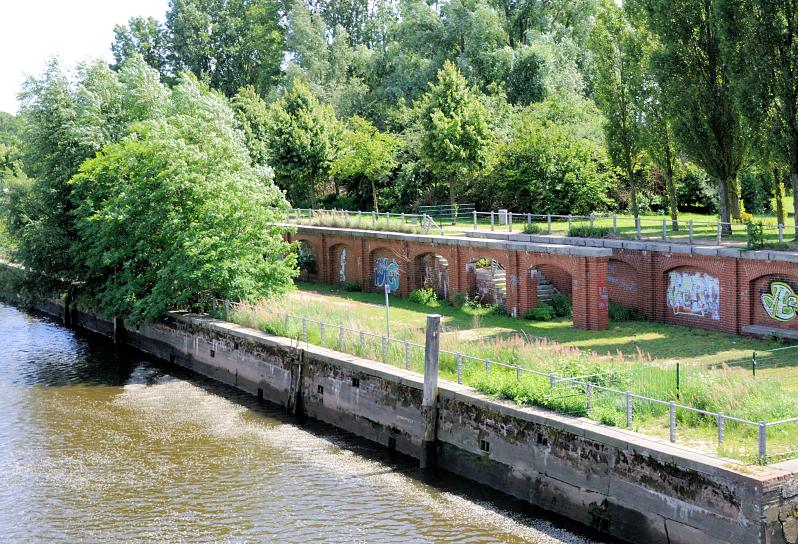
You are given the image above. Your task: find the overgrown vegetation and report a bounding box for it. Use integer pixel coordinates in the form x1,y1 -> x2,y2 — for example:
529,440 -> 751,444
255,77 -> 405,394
224,289 -> 798,462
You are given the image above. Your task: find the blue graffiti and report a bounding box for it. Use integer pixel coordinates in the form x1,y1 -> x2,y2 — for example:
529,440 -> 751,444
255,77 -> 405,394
375,257 -> 400,293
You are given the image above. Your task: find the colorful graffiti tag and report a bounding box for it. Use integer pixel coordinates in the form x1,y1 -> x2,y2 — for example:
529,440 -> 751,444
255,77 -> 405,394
338,248 -> 347,283
666,271 -> 720,320
762,281 -> 798,322
374,257 -> 400,293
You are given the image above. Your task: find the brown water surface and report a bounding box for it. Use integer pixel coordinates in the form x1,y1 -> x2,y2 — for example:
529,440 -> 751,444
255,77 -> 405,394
0,303 -> 611,543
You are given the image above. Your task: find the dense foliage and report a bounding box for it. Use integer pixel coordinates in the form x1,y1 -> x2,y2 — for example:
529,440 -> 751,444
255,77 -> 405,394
2,57 -> 296,320
3,0 -> 798,311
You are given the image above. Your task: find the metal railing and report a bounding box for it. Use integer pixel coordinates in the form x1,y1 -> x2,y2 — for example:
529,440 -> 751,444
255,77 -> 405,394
468,210 -> 790,247
280,205 -> 796,248
211,299 -> 798,464
285,208 -> 445,236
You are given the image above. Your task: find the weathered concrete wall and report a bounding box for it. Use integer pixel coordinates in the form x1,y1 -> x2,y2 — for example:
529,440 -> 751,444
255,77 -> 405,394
23,295 -> 798,544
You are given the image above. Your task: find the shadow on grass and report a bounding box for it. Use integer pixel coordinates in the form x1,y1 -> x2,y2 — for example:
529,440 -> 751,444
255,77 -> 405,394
292,281 -> 787,365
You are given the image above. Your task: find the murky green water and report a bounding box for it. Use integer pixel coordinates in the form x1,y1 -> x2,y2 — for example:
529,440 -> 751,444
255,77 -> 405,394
0,303 -> 611,543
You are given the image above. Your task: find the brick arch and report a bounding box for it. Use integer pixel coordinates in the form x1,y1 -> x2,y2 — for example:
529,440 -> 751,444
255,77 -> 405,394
328,243 -> 356,286
525,263 -> 574,311
412,252 -> 450,300
607,257 -> 643,311
661,264 -> 722,326
295,238 -> 321,282
368,247 -> 406,296
463,255 -> 509,305
747,272 -> 798,332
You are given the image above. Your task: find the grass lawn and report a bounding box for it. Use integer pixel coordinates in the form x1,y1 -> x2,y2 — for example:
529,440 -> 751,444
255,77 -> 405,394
225,282 -> 798,464
291,282 -> 787,367
438,198 -> 798,247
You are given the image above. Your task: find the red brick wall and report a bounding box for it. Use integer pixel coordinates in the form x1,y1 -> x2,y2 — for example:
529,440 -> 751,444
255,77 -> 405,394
414,253 -> 450,299
607,259 -> 641,310
328,243 -> 357,285
536,264 -> 573,295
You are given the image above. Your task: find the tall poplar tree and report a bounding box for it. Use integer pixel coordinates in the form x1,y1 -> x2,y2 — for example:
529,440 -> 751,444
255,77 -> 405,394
588,1 -> 646,217
630,0 -> 746,232
720,0 -> 798,237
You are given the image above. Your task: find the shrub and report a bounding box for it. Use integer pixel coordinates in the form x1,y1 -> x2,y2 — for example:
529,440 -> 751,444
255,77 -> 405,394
408,287 -> 439,306
523,305 -> 554,321
490,303 -> 510,316
523,222 -> 541,234
489,115 -> 614,216
608,302 -> 645,322
451,291 -> 467,307
746,220 -> 765,250
568,225 -> 610,238
340,281 -> 361,292
548,293 -> 572,318
297,251 -> 316,275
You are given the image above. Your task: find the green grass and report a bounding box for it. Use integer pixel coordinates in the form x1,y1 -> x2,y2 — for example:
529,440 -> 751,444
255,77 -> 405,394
222,283 -> 798,464
443,211 -> 798,247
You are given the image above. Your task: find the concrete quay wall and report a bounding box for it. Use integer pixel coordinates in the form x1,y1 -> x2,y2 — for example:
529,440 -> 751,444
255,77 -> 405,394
23,298 -> 798,544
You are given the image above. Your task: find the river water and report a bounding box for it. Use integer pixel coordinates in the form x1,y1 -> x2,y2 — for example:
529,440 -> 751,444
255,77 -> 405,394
0,302 -> 611,543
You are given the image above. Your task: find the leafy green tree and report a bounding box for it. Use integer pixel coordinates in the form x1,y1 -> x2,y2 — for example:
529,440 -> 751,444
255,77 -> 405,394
331,116 -> 402,211
70,75 -> 295,322
506,47 -> 546,106
231,85 -> 272,166
719,0 -> 798,236
630,0 -> 746,232
166,0 -> 284,96
418,61 -> 491,209
10,57 -> 170,285
265,79 -> 339,207
111,16 -> 171,79
588,1 -> 645,217
485,114 -> 614,215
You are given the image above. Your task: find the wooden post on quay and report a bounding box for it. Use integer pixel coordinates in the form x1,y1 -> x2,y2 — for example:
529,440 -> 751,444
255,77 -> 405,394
420,314 -> 441,469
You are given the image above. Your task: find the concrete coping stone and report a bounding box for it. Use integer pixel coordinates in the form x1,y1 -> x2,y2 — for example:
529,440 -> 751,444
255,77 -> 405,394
172,310 -> 791,484
457,229 -> 798,262
290,224 -> 612,257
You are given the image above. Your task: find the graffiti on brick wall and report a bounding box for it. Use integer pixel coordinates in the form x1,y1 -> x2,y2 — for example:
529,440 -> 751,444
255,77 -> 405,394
607,263 -> 638,293
762,281 -> 798,322
666,271 -> 720,320
375,257 -> 400,293
338,248 -> 347,283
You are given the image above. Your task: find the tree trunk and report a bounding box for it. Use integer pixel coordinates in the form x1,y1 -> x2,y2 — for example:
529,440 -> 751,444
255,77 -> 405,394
773,166 -> 785,227
665,165 -> 678,231
627,166 -> 639,218
727,177 -> 742,221
718,178 -> 732,235
372,178 -> 379,213
449,175 -> 456,213
792,169 -> 798,240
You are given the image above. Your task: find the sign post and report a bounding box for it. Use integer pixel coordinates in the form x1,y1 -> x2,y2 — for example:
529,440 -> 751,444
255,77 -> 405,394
385,282 -> 391,338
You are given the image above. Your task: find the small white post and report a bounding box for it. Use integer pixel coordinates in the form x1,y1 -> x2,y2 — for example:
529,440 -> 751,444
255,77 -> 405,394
662,219 -> 667,241
717,222 -> 722,245
669,401 -> 676,442
473,210 -> 477,230
612,215 -> 617,234
490,211 -> 495,231
626,392 -> 633,428
384,283 -> 391,338
547,215 -> 552,234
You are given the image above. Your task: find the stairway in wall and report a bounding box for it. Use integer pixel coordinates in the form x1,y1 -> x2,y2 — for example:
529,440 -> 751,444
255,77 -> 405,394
536,272 -> 559,304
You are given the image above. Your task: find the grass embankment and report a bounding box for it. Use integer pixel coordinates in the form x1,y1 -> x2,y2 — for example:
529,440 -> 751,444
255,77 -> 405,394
226,283 -> 798,464
437,199 -> 798,248
290,210 -> 429,234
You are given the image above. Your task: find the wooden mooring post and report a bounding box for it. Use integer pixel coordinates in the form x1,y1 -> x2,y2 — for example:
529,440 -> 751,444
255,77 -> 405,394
420,314 -> 440,469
